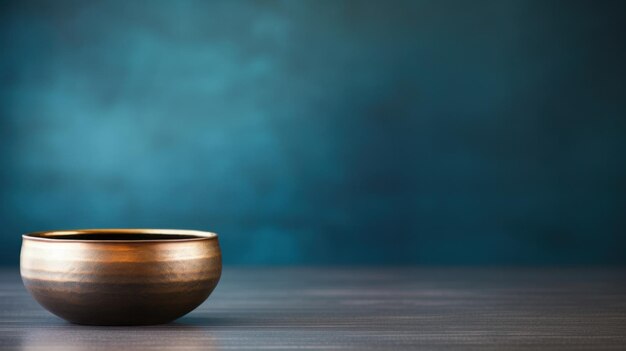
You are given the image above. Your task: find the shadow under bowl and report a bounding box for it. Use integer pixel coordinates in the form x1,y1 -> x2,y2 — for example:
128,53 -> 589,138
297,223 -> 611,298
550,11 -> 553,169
20,229 -> 222,326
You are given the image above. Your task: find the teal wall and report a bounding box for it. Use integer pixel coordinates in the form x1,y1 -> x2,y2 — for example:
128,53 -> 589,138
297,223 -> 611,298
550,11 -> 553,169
1,0 -> 625,265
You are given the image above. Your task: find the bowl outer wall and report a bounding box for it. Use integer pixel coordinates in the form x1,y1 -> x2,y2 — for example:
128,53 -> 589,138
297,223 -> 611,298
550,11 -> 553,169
20,232 -> 221,325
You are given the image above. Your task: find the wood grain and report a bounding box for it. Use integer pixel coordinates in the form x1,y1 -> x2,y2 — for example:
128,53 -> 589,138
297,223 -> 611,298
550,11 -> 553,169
1,267 -> 626,350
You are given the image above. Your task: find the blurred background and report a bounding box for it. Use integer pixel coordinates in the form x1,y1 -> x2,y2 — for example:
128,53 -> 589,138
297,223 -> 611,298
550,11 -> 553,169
1,0 -> 625,266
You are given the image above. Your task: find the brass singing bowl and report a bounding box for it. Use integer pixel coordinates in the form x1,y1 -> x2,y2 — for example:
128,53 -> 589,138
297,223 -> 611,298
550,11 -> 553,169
20,229 -> 221,326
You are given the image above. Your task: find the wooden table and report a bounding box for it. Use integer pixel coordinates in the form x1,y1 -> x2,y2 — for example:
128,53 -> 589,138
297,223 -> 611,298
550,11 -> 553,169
1,267 -> 625,350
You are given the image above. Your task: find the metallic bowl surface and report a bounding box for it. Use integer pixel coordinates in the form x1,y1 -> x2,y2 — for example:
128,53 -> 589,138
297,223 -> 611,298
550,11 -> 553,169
20,229 -> 221,326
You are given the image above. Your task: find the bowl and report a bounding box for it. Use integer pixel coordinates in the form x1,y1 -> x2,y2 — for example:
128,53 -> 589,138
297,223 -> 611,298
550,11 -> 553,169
20,229 -> 221,326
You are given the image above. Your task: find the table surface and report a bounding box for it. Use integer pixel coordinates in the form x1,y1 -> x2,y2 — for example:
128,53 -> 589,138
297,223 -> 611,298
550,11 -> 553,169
1,267 -> 625,350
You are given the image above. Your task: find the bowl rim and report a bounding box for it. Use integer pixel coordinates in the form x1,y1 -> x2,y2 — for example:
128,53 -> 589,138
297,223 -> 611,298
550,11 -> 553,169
22,229 -> 218,243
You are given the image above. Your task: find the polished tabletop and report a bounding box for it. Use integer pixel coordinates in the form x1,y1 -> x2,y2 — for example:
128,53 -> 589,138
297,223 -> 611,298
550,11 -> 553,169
1,267 -> 625,350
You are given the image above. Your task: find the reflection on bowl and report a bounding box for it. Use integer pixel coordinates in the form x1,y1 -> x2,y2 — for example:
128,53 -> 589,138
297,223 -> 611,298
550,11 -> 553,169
18,325 -> 217,351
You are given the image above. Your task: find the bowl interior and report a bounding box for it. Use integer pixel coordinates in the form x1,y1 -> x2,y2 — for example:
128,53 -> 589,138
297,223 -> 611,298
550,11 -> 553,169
23,229 -> 217,242
34,233 -> 199,240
